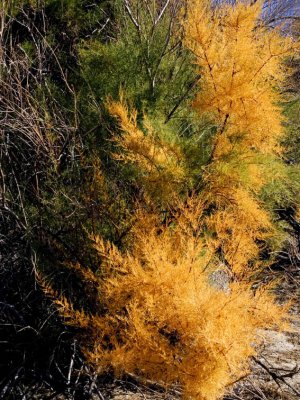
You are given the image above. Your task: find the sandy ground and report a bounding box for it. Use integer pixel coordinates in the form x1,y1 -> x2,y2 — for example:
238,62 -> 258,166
227,321 -> 300,400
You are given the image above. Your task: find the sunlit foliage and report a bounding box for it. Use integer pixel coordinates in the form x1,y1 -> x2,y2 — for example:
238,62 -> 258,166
185,0 -> 298,275
107,97 -> 186,203
41,200 -> 288,400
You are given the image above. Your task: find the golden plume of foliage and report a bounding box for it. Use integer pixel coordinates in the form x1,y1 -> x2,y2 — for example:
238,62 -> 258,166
184,0 -> 298,275
107,97 -> 186,203
35,269 -> 91,329
41,199 -> 288,400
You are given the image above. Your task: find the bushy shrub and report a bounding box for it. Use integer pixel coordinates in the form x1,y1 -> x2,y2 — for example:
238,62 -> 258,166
41,200 -> 288,400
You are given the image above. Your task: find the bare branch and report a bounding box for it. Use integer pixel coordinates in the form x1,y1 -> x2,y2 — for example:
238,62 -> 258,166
165,74 -> 202,123
155,0 -> 171,26
124,0 -> 140,31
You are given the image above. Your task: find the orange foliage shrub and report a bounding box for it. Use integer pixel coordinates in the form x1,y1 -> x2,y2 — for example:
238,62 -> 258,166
184,0 -> 298,275
41,200 -> 288,400
107,97 -> 186,203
